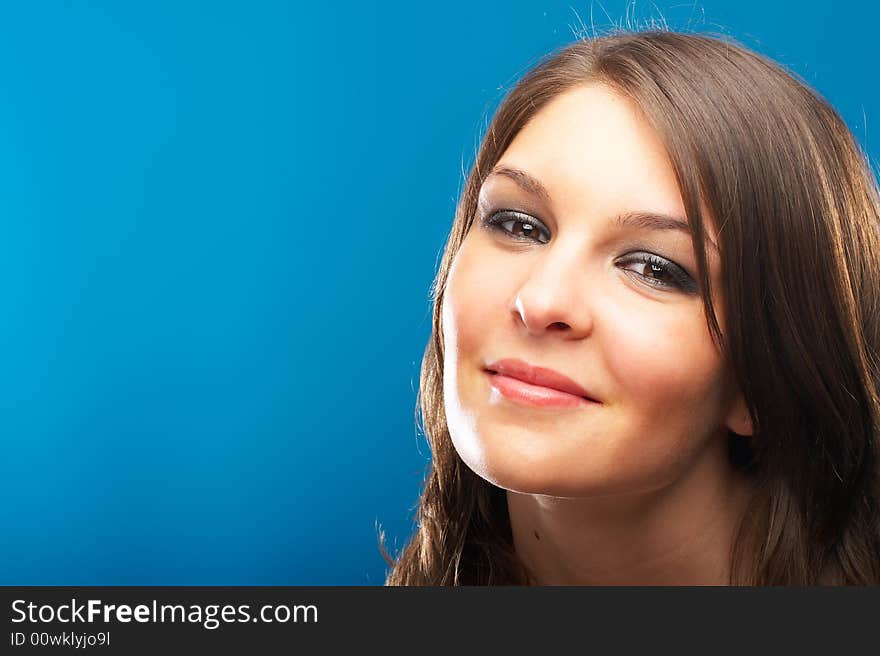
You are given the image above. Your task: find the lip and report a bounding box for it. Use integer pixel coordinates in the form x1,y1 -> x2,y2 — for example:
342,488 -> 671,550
483,358 -> 600,408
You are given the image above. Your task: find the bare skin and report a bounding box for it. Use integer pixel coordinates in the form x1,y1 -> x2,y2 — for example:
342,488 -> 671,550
507,437 -> 754,585
441,83 -> 755,585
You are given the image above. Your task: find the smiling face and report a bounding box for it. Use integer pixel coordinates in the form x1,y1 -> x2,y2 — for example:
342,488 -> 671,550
442,83 -> 749,498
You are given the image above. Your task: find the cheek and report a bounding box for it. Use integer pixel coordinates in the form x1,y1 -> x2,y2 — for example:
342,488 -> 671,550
442,240 -> 507,359
602,300 -> 725,421
441,241 -> 504,475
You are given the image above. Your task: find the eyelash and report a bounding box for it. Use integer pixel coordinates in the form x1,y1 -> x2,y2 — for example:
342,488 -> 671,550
480,210 -> 699,295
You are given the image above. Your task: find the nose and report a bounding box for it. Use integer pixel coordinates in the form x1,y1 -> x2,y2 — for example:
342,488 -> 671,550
511,246 -> 595,339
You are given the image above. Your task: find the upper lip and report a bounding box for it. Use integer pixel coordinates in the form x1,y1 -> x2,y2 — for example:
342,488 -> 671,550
484,358 -> 599,402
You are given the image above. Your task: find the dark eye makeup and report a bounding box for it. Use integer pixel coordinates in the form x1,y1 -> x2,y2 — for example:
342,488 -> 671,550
479,209 -> 700,295
482,210 -> 552,244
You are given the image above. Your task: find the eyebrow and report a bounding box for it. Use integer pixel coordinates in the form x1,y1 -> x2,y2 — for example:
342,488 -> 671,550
486,165 -> 718,253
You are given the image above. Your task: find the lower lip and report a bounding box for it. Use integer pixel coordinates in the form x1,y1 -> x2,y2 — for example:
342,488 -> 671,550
485,371 -> 597,408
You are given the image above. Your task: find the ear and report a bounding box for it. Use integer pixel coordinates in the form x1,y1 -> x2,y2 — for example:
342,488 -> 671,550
724,390 -> 753,437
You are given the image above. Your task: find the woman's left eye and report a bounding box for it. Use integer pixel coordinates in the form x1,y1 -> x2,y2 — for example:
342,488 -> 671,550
482,210 -> 551,244
617,253 -> 698,294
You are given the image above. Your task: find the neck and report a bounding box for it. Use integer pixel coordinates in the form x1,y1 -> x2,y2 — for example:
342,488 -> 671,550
507,438 -> 754,585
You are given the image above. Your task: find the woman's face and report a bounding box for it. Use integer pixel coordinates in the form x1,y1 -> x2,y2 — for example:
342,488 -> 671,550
442,83 -> 747,497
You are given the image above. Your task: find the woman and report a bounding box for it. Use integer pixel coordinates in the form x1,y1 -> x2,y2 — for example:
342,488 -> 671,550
381,30 -> 880,585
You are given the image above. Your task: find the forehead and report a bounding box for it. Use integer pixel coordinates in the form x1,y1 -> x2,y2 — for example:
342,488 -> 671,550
493,83 -> 687,223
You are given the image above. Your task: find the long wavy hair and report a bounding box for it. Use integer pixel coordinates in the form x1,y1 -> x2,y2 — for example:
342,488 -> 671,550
380,29 -> 880,585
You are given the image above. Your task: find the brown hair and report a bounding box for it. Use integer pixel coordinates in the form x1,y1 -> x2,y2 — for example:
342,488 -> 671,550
380,29 -> 880,585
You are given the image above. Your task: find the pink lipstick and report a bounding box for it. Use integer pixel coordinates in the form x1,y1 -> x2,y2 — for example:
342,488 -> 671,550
484,358 -> 600,409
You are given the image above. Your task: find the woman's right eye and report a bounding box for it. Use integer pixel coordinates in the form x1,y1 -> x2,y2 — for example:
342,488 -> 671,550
482,210 -> 551,244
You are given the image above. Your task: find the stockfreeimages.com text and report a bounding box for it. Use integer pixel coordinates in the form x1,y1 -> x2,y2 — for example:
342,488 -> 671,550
11,599 -> 317,630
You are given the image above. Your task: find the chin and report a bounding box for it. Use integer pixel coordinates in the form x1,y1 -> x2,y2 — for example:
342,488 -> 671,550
453,444 -> 602,497
455,435 -> 670,499
480,470 -> 607,498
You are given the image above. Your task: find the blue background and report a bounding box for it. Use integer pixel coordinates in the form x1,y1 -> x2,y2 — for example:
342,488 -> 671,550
1,1 -> 877,584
